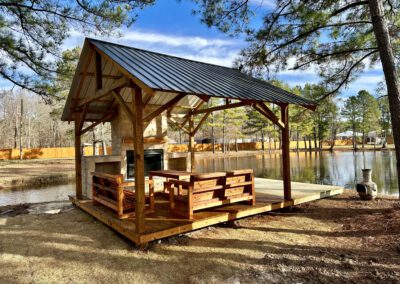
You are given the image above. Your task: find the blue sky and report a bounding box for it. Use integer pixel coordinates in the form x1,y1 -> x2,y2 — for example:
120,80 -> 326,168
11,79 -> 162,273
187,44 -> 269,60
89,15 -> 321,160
1,0 -> 384,98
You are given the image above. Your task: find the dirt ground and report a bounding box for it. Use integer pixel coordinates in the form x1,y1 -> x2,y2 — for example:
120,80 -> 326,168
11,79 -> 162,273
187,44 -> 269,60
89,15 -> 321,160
0,191 -> 399,283
0,159 -> 75,189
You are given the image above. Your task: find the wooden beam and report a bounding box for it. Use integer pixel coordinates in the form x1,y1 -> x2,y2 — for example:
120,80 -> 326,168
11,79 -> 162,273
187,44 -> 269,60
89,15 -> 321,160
78,104 -> 88,133
188,113 -> 195,172
191,102 -> 247,115
144,93 -> 185,122
143,93 -> 153,107
80,112 -> 116,135
192,111 -> 211,135
92,45 -> 155,96
132,84 -> 146,234
76,77 -> 128,108
257,102 -> 285,129
196,94 -> 210,103
80,72 -> 123,80
112,89 -> 134,122
74,108 -> 117,115
253,103 -> 285,129
280,104 -> 291,201
69,48 -> 94,122
96,77 -> 129,98
167,117 -> 190,134
95,51 -> 102,90
74,115 -> 83,200
180,100 -> 205,126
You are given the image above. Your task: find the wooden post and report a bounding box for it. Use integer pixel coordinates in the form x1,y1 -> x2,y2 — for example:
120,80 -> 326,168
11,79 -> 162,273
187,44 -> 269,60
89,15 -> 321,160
74,117 -> 82,200
188,113 -> 195,172
280,104 -> 291,201
132,84 -> 146,234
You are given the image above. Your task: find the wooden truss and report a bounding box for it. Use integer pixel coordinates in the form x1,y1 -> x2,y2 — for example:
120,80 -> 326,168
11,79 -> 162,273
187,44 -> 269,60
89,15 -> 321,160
72,44 -> 299,235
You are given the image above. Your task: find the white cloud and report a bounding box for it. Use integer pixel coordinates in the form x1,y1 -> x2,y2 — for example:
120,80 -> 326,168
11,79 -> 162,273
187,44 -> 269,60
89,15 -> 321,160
62,28 -> 243,67
122,30 -> 237,49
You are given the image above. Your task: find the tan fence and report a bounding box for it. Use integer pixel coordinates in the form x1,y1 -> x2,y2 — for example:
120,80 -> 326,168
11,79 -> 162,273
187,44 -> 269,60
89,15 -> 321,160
0,139 -> 360,160
0,146 -> 112,160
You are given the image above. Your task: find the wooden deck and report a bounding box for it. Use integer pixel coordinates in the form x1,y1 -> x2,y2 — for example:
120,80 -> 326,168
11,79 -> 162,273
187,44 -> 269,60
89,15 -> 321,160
70,178 -> 344,245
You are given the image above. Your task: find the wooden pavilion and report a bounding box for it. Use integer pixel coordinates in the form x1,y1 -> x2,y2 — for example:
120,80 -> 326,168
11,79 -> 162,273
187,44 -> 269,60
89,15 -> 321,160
62,38 -> 342,245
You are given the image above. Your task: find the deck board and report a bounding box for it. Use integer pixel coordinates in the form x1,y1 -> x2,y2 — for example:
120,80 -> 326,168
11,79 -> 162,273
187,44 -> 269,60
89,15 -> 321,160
70,178 -> 344,245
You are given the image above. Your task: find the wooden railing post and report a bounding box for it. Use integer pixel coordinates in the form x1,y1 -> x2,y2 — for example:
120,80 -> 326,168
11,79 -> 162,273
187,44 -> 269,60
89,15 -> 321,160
132,84 -> 146,234
280,104 -> 292,201
188,113 -> 195,172
74,117 -> 82,200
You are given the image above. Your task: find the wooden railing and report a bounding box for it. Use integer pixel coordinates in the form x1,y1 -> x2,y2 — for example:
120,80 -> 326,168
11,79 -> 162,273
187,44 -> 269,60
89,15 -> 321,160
91,172 -> 154,219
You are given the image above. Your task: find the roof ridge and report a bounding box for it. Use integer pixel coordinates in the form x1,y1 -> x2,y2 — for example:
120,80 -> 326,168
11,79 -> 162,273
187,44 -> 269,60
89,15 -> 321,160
87,37 -> 237,71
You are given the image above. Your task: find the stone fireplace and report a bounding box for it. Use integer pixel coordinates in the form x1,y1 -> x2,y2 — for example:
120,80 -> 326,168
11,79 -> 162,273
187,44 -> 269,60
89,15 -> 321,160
81,103 -> 169,198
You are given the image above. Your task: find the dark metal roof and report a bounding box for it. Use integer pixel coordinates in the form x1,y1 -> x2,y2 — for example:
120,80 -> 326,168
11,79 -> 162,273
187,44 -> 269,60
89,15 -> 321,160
88,38 -> 316,108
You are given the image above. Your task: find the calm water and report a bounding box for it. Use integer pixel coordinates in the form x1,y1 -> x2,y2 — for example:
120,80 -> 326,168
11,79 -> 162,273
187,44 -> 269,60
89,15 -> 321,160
196,150 -> 398,196
0,151 -> 398,206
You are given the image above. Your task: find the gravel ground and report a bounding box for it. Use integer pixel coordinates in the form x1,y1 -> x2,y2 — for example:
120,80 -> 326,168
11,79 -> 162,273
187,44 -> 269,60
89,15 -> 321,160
0,191 -> 400,283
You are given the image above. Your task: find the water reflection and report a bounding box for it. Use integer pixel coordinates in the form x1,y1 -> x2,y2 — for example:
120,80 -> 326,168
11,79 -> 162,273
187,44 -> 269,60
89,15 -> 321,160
195,150 -> 398,196
0,151 -> 397,206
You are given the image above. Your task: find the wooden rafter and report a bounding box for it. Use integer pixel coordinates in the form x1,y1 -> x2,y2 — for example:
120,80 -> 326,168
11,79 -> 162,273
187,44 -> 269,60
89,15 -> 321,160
192,111 -> 211,135
143,94 -> 153,107
144,93 -> 185,122
180,100 -> 205,126
81,112 -> 116,135
196,94 -> 210,103
74,108 -> 117,115
167,117 -> 190,134
191,101 -> 247,116
69,48 -> 94,122
75,77 -> 129,109
92,44 -> 155,96
95,51 -> 102,90
112,89 -> 134,122
253,102 -> 285,129
81,72 -> 123,80
78,104 -> 88,133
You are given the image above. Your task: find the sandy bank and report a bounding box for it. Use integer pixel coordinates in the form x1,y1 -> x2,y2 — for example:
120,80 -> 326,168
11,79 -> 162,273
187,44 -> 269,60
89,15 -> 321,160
0,191 -> 399,283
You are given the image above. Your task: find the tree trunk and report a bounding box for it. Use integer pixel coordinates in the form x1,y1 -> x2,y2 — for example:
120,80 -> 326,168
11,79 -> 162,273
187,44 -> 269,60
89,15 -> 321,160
296,130 -> 299,151
313,126 -> 318,150
261,129 -> 265,151
211,126 -> 215,153
308,137 -> 312,151
330,128 -> 336,151
303,136 -> 307,150
369,0 -> 400,196
352,124 -> 357,150
235,135 -> 238,152
362,131 -> 366,149
14,112 -> 17,149
19,98 -> 23,160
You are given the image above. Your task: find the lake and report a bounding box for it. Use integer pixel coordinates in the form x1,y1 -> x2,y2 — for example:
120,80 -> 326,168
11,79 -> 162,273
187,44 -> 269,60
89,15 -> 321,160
196,150 -> 398,196
0,150 -> 397,206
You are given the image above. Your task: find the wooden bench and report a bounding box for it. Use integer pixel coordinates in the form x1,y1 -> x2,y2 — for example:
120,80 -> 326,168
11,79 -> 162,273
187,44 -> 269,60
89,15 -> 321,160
225,169 -> 255,206
91,172 -> 154,219
166,170 -> 255,220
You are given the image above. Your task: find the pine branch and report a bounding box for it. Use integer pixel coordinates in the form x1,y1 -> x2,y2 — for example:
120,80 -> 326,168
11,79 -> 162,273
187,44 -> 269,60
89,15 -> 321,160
292,47 -> 378,70
330,1 -> 369,17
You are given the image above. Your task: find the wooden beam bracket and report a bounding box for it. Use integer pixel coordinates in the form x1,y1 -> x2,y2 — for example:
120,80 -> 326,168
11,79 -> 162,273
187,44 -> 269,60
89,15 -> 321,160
144,93 -> 185,122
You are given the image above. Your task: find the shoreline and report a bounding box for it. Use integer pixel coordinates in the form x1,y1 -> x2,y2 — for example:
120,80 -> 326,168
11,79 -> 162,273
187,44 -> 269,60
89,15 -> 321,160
0,147 -> 396,190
